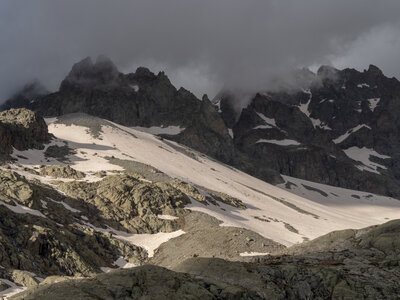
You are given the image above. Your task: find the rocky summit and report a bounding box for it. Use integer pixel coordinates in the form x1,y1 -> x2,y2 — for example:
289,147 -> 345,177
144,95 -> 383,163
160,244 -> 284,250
0,58 -> 400,299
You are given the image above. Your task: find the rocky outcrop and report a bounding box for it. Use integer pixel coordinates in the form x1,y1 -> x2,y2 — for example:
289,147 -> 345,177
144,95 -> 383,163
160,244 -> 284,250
39,165 -> 85,179
56,174 -> 190,233
0,169 -> 147,278
0,108 -> 50,154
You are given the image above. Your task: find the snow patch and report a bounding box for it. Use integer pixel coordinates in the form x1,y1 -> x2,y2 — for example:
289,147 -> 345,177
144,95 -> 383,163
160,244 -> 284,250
343,147 -> 390,174
47,197 -> 81,213
256,112 -> 276,127
100,267 -> 113,273
256,139 -> 300,146
77,221 -> 185,258
333,124 -> 371,144
113,256 -> 136,268
368,98 -> 380,112
130,84 -> 139,92
298,90 -> 331,130
228,128 -> 234,138
41,200 -> 48,209
116,230 -> 185,258
253,124 -> 273,130
240,252 -> 270,257
157,214 -> 179,220
357,83 -> 370,88
0,201 -> 46,218
0,278 -> 26,298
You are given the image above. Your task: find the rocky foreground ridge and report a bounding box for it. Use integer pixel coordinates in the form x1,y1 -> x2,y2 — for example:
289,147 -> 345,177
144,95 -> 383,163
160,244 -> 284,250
9,219 -> 400,299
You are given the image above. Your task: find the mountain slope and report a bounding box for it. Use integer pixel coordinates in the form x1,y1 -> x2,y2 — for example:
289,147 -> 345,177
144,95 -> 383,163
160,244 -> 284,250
9,113 -> 400,246
0,109 -> 399,299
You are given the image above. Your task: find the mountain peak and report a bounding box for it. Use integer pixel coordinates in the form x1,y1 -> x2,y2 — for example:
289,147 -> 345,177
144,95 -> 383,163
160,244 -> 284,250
317,65 -> 339,79
60,56 -> 121,90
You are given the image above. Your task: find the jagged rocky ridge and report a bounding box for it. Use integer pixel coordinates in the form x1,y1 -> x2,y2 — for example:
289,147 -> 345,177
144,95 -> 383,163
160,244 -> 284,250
220,65 -> 400,197
0,56 -> 283,184
3,57 -> 400,196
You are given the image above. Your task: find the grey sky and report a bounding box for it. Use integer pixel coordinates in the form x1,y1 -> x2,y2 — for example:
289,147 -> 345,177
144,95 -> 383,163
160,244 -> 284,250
1,0 -> 400,101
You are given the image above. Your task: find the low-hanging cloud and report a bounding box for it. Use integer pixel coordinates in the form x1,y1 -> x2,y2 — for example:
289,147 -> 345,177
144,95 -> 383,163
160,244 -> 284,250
1,0 -> 400,102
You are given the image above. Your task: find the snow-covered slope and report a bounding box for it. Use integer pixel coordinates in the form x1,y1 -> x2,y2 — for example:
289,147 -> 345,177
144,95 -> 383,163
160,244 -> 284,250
11,116 -> 400,246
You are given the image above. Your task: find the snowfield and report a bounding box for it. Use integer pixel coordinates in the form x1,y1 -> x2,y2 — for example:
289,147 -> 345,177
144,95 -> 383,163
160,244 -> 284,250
10,116 -> 400,247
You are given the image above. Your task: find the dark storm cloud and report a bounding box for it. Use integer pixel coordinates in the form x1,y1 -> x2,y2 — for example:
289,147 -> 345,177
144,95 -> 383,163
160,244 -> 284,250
1,0 -> 400,101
